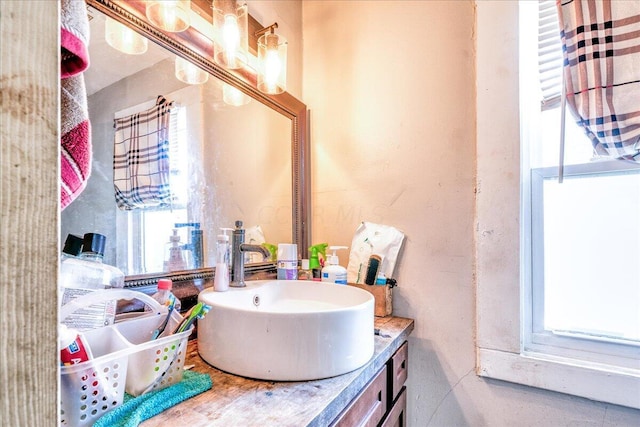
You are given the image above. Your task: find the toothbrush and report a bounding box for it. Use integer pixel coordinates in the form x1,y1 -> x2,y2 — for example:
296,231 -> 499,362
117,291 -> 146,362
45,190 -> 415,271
173,302 -> 211,334
151,294 -> 176,340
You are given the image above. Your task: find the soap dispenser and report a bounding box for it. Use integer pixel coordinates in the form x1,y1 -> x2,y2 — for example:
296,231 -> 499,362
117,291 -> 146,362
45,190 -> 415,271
164,229 -> 187,272
214,228 -> 233,292
321,246 -> 348,284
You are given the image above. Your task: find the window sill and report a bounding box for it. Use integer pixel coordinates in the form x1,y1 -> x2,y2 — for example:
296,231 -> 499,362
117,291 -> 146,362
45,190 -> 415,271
477,347 -> 640,409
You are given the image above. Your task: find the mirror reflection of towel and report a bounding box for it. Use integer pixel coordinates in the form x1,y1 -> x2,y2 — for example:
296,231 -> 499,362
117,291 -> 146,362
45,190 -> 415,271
113,96 -> 174,210
60,0 -> 91,210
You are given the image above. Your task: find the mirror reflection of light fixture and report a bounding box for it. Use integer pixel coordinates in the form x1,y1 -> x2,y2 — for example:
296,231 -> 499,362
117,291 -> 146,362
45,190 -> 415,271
145,0 -> 191,33
105,17 -> 148,54
212,0 -> 248,69
256,23 -> 287,95
175,57 -> 208,85
223,83 -> 250,106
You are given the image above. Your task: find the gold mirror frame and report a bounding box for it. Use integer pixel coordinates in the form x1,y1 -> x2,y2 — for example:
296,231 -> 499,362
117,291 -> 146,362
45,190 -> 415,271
86,0 -> 310,284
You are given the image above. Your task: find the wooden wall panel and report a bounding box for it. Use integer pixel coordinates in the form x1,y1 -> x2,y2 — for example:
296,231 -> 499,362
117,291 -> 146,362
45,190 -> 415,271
1,1 -> 59,424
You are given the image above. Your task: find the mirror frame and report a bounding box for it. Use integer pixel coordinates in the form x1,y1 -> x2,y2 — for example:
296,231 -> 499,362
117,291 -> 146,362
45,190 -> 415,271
86,0 -> 310,284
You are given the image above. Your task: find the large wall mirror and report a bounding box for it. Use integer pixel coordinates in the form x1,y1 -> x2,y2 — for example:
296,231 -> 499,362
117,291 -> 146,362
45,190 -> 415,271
61,0 -> 310,280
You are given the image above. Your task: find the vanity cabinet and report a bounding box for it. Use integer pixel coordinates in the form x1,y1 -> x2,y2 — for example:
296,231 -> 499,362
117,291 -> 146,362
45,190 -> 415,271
331,341 -> 409,427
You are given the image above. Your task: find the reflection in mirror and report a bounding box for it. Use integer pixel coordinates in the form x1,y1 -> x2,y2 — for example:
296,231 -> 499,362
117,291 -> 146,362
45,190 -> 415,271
61,5 -> 295,276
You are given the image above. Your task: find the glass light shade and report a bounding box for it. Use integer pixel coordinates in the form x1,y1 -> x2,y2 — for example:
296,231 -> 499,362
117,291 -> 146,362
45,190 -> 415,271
105,17 -> 148,55
212,0 -> 248,69
145,0 -> 191,33
257,32 -> 287,95
223,83 -> 250,106
175,57 -> 208,85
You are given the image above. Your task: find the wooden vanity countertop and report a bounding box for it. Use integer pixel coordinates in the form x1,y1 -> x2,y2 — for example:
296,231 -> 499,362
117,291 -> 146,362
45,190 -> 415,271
141,316 -> 414,427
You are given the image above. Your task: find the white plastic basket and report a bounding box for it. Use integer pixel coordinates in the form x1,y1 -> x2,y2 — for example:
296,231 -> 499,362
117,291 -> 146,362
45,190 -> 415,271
59,289 -> 193,427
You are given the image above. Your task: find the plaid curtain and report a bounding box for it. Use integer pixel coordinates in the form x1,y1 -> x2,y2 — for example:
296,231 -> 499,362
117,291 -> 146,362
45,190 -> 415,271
557,0 -> 640,161
113,95 -> 174,210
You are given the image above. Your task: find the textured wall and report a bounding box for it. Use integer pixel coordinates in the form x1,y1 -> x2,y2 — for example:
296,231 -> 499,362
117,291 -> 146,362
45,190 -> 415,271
1,1 -> 59,424
302,1 -> 640,425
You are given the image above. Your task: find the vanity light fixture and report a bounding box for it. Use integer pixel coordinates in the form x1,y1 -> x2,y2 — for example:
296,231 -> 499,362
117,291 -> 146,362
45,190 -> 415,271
105,16 -> 148,54
175,56 -> 209,85
256,23 -> 287,95
145,0 -> 191,33
212,0 -> 248,69
223,83 -> 250,106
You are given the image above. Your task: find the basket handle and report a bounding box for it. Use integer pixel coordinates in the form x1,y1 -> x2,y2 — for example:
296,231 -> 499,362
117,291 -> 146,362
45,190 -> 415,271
59,289 -> 165,322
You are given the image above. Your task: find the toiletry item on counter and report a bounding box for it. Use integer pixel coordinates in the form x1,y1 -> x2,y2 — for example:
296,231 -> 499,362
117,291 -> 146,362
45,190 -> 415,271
375,272 -> 387,285
298,259 -> 312,280
60,233 -> 125,331
262,243 -> 277,262
214,228 -> 232,292
346,222 -> 405,284
59,323 -> 93,366
322,246 -> 348,284
173,302 -> 211,334
61,233 -> 83,260
164,229 -> 188,272
364,254 -> 382,285
150,279 -> 181,312
277,243 -> 298,280
309,243 -> 328,281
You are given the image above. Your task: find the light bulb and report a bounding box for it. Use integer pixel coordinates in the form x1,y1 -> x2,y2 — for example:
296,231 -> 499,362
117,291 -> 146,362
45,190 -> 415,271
264,49 -> 282,93
175,57 -> 208,85
145,0 -> 191,33
105,17 -> 148,55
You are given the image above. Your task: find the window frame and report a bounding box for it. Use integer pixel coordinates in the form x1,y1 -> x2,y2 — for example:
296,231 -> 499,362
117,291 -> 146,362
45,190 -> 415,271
475,0 -> 640,410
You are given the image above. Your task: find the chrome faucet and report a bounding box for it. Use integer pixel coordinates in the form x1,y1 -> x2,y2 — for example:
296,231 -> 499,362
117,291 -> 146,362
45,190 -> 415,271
230,220 -> 271,287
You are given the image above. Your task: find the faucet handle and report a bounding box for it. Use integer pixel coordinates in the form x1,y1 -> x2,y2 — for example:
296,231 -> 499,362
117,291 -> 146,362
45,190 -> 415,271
235,220 -> 243,229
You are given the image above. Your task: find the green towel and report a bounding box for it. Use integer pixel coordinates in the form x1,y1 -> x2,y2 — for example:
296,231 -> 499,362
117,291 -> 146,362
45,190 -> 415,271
94,370 -> 212,427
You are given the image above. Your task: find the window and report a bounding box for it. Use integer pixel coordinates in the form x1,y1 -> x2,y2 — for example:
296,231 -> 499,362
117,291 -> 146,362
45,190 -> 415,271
115,103 -> 192,275
475,0 -> 640,409
522,1 -> 640,371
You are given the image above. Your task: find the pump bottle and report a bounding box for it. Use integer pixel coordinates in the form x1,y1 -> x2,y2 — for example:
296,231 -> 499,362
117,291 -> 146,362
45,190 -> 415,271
321,246 -> 348,284
214,228 -> 233,292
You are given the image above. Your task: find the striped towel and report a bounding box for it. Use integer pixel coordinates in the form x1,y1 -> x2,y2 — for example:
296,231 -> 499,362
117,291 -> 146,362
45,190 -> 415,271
113,96 -> 174,210
557,0 -> 640,161
60,0 -> 91,210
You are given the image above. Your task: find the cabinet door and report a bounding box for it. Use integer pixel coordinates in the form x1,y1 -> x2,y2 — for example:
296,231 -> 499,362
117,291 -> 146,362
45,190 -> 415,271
331,365 -> 388,427
390,341 -> 408,402
381,386 -> 407,427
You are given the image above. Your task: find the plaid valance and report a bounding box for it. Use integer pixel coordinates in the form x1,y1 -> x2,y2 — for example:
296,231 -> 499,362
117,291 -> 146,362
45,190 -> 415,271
113,95 -> 174,210
557,0 -> 640,161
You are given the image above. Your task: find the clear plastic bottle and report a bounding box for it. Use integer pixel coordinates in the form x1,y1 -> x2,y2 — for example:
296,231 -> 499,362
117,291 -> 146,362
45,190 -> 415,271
214,229 -> 232,292
60,233 -> 125,331
150,278 -> 181,312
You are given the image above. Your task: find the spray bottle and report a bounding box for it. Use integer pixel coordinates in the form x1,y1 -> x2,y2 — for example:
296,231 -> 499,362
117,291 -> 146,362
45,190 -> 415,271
321,246 -> 348,284
309,243 -> 328,281
214,228 -> 233,292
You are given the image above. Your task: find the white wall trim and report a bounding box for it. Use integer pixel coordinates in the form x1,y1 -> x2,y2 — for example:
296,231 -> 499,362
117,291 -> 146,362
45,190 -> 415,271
478,348 -> 640,409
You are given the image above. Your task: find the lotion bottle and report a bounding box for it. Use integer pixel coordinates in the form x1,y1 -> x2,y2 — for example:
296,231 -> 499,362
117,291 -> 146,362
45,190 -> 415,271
321,246 -> 348,284
214,228 -> 233,291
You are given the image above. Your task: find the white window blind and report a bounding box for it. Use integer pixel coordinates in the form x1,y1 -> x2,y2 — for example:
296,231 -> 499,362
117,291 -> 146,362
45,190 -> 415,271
538,0 -> 563,111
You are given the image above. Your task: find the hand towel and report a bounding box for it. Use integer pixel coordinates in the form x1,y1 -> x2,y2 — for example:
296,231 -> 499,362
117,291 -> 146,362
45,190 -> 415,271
113,95 -> 174,210
60,0 -> 91,210
93,370 -> 212,427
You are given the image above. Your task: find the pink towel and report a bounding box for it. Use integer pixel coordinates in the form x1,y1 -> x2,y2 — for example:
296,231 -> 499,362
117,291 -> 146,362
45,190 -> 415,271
60,0 -> 91,210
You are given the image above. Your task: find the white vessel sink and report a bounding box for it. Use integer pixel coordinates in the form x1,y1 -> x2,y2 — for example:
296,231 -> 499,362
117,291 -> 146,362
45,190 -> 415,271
197,280 -> 375,381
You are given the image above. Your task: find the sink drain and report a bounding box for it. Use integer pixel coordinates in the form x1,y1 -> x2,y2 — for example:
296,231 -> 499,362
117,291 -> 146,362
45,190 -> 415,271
253,294 -> 260,306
